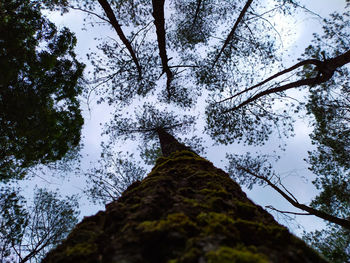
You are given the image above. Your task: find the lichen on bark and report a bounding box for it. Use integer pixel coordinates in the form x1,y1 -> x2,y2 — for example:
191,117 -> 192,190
43,149 -> 327,263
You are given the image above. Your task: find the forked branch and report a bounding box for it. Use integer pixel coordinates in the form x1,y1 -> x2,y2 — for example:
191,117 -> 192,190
238,165 -> 350,230
221,49 -> 350,113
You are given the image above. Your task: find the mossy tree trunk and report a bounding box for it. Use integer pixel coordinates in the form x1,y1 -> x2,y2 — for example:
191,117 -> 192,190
43,130 -> 327,263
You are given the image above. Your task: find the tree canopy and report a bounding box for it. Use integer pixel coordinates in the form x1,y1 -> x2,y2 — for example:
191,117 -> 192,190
0,0 -> 85,181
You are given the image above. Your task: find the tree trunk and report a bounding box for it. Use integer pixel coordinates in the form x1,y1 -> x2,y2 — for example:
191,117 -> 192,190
42,130 -> 327,263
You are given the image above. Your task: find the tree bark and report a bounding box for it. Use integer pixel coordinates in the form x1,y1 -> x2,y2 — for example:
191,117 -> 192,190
156,127 -> 193,156
42,133 -> 328,263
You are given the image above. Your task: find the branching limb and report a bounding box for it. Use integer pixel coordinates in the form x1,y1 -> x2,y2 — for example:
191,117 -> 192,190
238,165 -> 350,230
69,6 -> 110,23
217,59 -> 322,104
221,49 -> 350,113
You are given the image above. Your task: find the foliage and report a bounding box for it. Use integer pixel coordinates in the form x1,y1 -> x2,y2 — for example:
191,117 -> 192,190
104,103 -> 196,145
226,153 -> 279,190
0,0 -> 85,181
84,149 -> 146,205
303,224 -> 350,263
0,187 -> 79,263
0,187 -> 28,261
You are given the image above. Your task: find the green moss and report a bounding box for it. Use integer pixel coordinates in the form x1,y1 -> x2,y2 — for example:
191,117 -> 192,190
199,188 -> 231,198
181,197 -> 209,208
66,221 -> 101,244
198,212 -> 235,225
197,212 -> 238,237
234,219 -> 290,243
141,175 -> 173,187
138,213 -> 197,234
155,156 -> 168,166
168,247 -> 201,263
206,246 -> 269,263
65,242 -> 97,257
152,151 -> 212,174
169,150 -> 199,159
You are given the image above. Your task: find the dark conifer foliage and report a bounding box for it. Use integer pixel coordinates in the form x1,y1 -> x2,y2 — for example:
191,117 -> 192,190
0,0 -> 84,180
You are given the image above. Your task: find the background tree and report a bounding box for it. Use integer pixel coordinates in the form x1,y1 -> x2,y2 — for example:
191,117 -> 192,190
301,6 -> 350,260
0,0 -> 85,181
218,4 -> 350,260
84,149 -> 146,205
0,188 -> 79,263
303,224 -> 350,263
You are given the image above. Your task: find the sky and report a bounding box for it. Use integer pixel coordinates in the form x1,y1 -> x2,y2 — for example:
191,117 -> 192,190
20,0 -> 348,238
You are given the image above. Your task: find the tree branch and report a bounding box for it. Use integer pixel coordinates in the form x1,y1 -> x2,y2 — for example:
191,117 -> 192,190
211,0 -> 253,68
220,50 -> 350,113
192,0 -> 203,27
69,6 -> 110,23
217,59 -> 322,104
152,0 -> 173,100
97,0 -> 142,79
266,205 -> 311,216
238,165 -> 350,230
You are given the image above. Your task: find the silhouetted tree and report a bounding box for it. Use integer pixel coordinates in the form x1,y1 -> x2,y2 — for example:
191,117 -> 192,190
0,0 -> 84,181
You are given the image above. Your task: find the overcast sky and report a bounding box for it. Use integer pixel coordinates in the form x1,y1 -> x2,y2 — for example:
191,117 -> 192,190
21,0 -> 348,237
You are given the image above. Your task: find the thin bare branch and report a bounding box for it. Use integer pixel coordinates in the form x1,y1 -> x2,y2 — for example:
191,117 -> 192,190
69,6 -> 110,23
266,205 -> 311,216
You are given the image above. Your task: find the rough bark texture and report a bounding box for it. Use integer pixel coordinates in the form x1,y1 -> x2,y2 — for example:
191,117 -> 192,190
156,128 -> 194,157
43,150 -> 327,263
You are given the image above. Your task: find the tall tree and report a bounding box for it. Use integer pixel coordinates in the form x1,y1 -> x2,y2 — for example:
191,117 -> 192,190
43,130 -> 327,263
0,187 -> 27,261
0,0 -> 84,181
